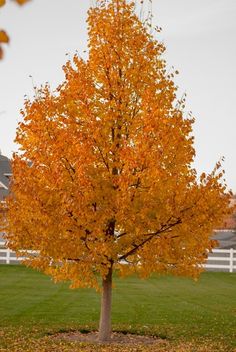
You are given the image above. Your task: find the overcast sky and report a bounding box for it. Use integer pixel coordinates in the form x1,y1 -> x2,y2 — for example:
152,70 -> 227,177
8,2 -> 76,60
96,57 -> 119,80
0,0 -> 235,192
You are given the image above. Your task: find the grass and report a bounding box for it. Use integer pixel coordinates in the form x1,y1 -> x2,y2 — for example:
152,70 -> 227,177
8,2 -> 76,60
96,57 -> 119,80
0,265 -> 236,351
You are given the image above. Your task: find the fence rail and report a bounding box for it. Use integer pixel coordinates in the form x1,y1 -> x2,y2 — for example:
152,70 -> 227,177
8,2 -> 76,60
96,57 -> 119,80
0,241 -> 236,272
203,248 -> 236,273
0,241 -> 24,264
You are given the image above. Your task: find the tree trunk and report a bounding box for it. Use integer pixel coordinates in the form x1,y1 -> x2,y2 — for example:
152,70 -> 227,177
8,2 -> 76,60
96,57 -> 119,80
98,264 -> 113,342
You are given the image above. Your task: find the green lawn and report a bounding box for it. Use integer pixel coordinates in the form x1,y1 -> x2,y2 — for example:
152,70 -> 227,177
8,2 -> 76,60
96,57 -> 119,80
0,265 -> 236,351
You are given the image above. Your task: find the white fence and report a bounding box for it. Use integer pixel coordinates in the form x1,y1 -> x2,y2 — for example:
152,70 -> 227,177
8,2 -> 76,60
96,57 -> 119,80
0,241 -> 25,264
0,241 -> 236,272
203,248 -> 236,273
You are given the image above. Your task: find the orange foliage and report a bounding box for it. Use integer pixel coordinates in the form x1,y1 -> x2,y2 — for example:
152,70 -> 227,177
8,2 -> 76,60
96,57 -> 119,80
0,0 -> 30,59
5,0 -> 231,289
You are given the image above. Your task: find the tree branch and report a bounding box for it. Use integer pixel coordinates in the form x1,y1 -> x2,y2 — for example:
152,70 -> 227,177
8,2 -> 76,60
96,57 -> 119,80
118,218 -> 182,261
93,138 -> 110,172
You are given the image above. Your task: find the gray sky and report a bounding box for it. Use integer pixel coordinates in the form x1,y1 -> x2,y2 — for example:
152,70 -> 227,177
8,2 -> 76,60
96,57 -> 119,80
0,0 -> 236,192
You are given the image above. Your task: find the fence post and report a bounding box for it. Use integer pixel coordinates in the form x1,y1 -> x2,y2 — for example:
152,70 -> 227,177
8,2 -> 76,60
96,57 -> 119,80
229,248 -> 234,273
6,248 -> 10,264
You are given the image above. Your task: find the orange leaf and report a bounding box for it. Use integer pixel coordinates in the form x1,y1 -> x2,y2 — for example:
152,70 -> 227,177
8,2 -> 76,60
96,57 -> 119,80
0,30 -> 9,44
14,0 -> 30,5
0,0 -> 6,7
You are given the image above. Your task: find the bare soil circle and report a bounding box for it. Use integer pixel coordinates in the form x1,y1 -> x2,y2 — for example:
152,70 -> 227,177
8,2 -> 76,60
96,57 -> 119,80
54,330 -> 163,346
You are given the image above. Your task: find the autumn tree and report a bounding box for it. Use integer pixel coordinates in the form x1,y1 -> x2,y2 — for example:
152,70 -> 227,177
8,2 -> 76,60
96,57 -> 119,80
0,0 -> 30,59
5,0 -> 231,342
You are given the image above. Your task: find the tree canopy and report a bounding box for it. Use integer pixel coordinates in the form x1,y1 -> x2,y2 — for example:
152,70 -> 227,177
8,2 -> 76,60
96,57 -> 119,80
4,0 -> 231,342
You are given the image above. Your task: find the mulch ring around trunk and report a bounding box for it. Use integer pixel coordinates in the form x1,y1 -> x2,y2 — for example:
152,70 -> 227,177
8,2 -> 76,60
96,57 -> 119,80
53,330 -> 164,346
